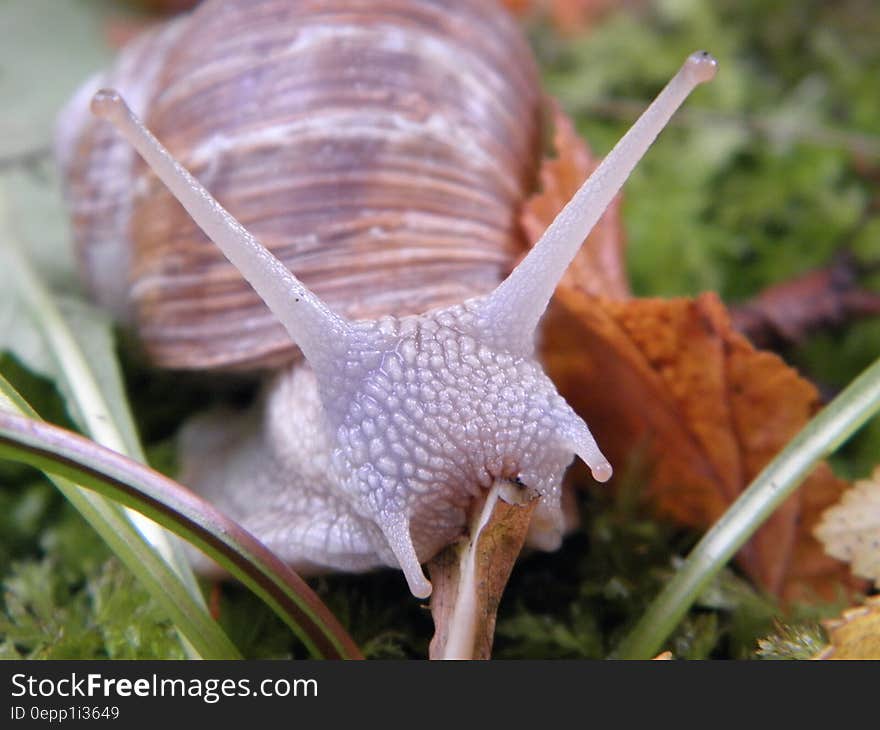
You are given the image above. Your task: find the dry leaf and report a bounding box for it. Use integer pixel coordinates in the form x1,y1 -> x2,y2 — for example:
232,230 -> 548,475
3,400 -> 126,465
730,255 -> 880,348
502,0 -> 632,35
783,462 -> 862,603
542,288 -> 859,601
814,466 -> 880,588
524,105 -> 859,600
428,482 -> 538,660
501,0 -> 533,16
814,596 -> 880,659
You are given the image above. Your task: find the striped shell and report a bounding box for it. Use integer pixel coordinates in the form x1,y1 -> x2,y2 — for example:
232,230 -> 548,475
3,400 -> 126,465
58,0 -> 542,370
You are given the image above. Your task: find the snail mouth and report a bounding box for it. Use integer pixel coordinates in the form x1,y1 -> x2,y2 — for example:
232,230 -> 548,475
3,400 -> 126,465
496,474 -> 540,507
498,476 -> 566,553
456,474 -> 542,540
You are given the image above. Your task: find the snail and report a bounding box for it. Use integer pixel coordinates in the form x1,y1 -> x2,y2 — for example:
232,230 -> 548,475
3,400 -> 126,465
56,0 -> 717,599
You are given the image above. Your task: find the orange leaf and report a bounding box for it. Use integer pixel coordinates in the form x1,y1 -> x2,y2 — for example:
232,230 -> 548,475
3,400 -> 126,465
525,105 -> 859,600
501,0 -> 534,16
542,287 -> 860,601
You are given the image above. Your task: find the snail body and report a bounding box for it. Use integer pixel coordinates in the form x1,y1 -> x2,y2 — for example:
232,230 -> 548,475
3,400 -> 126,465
59,0 -> 717,597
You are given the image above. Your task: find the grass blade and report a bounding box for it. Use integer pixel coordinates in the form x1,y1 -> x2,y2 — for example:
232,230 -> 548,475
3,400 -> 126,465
613,356 -> 880,659
1,209 -> 201,597
1,184 -> 225,657
0,374 -> 240,658
0,407 -> 363,659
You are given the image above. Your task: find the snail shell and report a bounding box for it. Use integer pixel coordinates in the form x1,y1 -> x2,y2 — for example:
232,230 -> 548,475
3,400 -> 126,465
58,0 -> 542,371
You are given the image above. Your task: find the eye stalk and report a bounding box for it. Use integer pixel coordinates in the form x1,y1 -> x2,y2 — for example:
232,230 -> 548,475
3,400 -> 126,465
90,89 -> 351,374
477,51 -> 717,349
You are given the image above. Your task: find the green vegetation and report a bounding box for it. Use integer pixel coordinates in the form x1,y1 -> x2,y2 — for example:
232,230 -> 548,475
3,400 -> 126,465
1,0 -> 877,659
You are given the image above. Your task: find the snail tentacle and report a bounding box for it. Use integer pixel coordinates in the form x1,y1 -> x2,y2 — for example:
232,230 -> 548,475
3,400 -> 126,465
91,89 -> 351,371
478,51 -> 718,348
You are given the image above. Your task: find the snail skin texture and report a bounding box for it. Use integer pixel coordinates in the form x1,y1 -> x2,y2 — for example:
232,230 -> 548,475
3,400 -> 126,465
62,0 -> 717,598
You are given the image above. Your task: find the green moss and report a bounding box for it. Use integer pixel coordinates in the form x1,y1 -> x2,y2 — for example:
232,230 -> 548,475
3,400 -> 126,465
538,0 -> 878,307
0,509 -> 183,659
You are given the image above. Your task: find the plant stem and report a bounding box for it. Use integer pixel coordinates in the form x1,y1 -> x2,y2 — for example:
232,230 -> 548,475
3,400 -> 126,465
1,190 -> 214,656
4,232 -> 197,581
612,355 -> 880,660
439,480 -> 504,660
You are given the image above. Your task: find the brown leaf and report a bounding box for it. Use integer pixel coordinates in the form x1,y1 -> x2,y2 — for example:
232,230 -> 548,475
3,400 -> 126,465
428,482 -> 538,660
522,103 -> 630,300
520,100 -> 860,601
814,595 -> 880,659
540,287 -> 860,601
730,255 -> 880,349
501,0 -> 534,17
782,463 -> 863,603
502,0 -> 634,35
